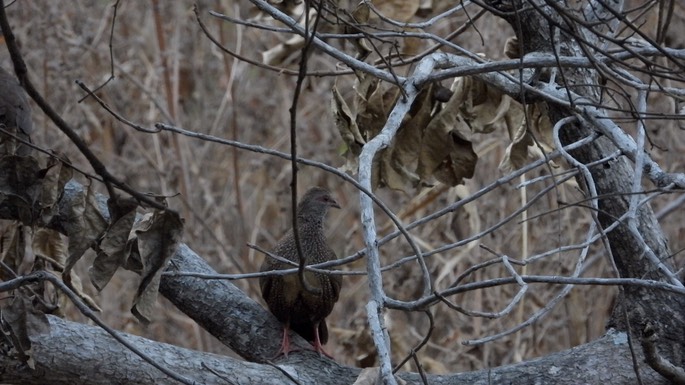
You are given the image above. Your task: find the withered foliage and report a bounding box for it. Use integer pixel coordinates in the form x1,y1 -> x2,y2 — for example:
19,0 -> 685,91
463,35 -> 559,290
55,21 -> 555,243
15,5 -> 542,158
0,136 -> 183,364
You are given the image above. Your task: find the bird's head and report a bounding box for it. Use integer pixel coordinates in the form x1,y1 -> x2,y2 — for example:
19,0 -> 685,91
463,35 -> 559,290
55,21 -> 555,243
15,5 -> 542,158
296,187 -> 340,222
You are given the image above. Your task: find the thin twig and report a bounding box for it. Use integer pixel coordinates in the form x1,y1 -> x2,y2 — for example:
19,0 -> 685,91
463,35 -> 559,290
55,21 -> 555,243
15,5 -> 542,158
0,0 -> 168,211
0,271 -> 196,385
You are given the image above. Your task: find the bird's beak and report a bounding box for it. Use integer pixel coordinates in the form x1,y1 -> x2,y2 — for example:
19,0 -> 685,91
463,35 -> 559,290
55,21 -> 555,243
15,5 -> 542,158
330,199 -> 341,209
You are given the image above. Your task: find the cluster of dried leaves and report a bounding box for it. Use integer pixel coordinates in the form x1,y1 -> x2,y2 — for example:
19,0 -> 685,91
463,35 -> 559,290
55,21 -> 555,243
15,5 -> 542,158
332,71 -> 554,192
263,1 -> 555,193
0,143 -> 183,367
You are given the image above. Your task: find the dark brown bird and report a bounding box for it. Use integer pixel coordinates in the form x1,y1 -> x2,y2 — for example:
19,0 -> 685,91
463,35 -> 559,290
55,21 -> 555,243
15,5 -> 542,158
259,187 -> 342,358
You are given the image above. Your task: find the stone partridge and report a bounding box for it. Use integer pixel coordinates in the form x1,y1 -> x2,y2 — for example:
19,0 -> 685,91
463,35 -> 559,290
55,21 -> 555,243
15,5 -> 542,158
259,187 -> 342,358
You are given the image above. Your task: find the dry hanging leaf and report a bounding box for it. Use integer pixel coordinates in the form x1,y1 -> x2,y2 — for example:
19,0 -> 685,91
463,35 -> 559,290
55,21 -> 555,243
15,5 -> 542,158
0,222 -> 24,279
33,228 -> 67,268
333,71 -> 478,191
38,157 -> 73,224
499,103 -> 555,172
0,156 -> 42,224
63,270 -> 102,312
130,209 -> 184,324
354,73 -> 397,141
499,109 -> 533,173
378,87 -> 434,190
0,225 -> 35,277
31,228 -> 70,314
347,2 -> 372,58
89,198 -> 138,291
526,103 -> 554,149
333,72 -> 398,179
332,84 -> 365,169
452,76 -> 510,134
416,82 -> 477,186
446,76 -> 555,174
504,36 -> 521,59
63,183 -> 108,276
1,294 -> 50,369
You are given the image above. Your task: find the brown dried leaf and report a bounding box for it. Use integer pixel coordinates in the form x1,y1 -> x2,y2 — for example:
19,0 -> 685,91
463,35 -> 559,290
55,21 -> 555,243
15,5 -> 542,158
33,228 -> 67,268
130,209 -> 183,324
333,72 -> 399,177
355,73 -> 396,140
499,103 -> 555,172
504,36 -> 521,59
0,225 -> 35,276
453,76 -> 511,134
90,198 -> 138,291
378,87 -> 434,190
499,105 -> 532,173
351,1 -> 370,24
347,2 -> 372,57
416,82 -> 477,186
63,183 -> 108,276
0,156 -> 42,223
431,130 -> 477,186
397,87 -> 434,155
64,270 -> 102,312
0,222 -> 23,278
39,157 -> 73,224
332,83 -> 365,170
333,73 -> 480,190
1,294 -> 50,368
378,148 -> 408,190
422,130 -> 478,186
527,103 -> 554,148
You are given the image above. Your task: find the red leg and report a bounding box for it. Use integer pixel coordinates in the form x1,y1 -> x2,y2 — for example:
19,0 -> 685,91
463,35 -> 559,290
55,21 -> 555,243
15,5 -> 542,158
312,322 -> 334,359
272,324 -> 304,359
278,325 -> 292,358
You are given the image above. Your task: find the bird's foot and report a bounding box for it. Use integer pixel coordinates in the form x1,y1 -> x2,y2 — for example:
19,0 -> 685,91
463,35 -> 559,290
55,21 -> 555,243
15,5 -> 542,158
270,327 -> 297,359
311,341 -> 334,359
310,321 -> 335,359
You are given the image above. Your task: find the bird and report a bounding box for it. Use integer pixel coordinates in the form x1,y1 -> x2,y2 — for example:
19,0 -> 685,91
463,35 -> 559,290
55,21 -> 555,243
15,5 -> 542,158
259,187 -> 342,358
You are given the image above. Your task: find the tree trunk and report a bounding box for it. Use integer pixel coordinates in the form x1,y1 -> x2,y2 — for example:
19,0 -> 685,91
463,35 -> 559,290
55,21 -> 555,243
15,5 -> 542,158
486,0 -> 685,380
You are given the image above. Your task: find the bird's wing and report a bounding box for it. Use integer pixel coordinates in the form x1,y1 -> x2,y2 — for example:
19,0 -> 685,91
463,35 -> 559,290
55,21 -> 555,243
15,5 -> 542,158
259,269 -> 273,301
326,248 -> 342,303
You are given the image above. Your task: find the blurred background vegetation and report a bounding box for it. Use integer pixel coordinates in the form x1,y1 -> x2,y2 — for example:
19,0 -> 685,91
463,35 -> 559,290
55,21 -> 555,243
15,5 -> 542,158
3,0 -> 684,374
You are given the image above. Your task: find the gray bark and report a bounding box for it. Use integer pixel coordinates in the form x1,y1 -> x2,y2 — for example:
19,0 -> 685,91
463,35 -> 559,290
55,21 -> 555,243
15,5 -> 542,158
0,247 -> 666,384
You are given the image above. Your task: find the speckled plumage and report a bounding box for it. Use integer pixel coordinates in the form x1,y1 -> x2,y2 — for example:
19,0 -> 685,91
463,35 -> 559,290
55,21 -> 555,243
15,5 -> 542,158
259,187 -> 342,357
